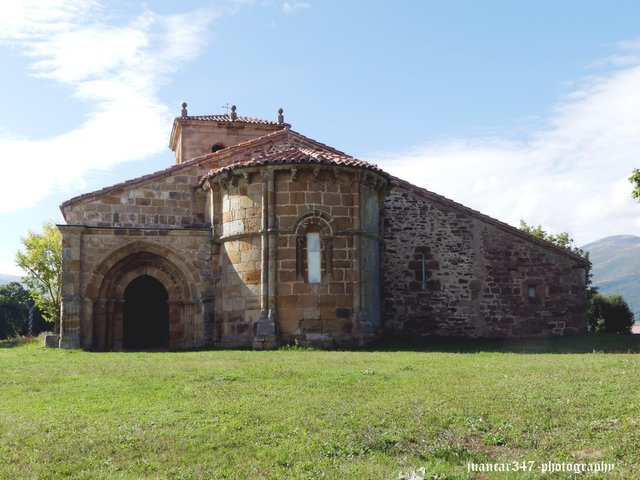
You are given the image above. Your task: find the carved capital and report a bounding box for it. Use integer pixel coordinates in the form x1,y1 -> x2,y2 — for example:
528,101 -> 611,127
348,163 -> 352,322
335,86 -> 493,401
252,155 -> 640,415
260,169 -> 274,182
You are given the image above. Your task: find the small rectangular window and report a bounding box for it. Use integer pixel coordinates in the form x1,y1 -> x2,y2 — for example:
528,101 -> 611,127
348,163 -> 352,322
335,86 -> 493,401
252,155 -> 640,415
307,232 -> 321,283
527,285 -> 537,299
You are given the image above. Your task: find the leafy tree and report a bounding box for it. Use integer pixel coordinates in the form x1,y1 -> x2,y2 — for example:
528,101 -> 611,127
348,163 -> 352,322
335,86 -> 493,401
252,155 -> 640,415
629,168 -> 640,201
589,293 -> 634,334
15,222 -> 62,333
519,220 -> 596,296
519,220 -> 581,253
0,282 -> 31,339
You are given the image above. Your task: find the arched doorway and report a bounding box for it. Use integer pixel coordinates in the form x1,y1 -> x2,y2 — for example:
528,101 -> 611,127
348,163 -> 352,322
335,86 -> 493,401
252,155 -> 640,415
88,242 -> 210,351
123,275 -> 169,350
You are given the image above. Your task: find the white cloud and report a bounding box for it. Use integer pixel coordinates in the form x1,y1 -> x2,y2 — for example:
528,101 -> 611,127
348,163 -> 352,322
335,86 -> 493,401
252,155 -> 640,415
283,1 -> 310,14
373,47 -> 640,247
0,1 -> 218,214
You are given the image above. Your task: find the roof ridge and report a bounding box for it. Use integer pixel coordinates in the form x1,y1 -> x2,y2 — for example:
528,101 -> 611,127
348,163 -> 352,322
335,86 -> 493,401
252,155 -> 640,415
200,135 -> 389,185
189,128 -> 291,163
61,129 -> 294,210
286,129 -> 351,157
175,114 -> 285,126
60,129 -> 385,213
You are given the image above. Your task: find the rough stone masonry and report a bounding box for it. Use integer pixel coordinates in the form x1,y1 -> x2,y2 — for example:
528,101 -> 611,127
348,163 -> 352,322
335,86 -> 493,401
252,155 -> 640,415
57,104 -> 589,350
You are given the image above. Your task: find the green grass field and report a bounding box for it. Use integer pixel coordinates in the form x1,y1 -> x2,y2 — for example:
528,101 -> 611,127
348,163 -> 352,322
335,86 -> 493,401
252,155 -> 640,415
1,336 -> 640,479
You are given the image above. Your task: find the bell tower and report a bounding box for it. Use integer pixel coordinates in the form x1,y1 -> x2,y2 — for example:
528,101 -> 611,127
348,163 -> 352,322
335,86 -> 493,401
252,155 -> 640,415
169,103 -> 289,164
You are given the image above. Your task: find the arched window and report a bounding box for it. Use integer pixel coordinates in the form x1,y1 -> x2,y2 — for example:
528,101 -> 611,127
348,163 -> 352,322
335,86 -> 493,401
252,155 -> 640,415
211,143 -> 225,153
306,232 -> 321,283
294,212 -> 335,284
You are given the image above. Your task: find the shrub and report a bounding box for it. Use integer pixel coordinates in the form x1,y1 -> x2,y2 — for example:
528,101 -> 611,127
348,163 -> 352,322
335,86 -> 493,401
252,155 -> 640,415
588,293 -> 634,334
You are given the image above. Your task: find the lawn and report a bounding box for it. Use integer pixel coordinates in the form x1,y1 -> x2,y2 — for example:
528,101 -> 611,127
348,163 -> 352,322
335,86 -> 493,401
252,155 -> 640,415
1,336 -> 640,479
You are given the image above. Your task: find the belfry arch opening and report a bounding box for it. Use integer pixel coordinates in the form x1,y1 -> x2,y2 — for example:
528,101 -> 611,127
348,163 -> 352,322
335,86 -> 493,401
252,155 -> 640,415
123,275 -> 169,350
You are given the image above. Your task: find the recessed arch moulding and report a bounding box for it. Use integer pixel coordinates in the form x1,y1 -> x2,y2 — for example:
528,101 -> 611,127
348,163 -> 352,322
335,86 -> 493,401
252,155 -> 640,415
58,228 -> 214,350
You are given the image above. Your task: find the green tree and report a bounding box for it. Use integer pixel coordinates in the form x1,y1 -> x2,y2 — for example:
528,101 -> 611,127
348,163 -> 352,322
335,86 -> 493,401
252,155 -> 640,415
15,222 -> 62,333
629,168 -> 640,201
589,293 -> 634,334
519,220 -> 603,334
0,282 -> 31,339
519,220 -> 580,252
519,220 -> 595,294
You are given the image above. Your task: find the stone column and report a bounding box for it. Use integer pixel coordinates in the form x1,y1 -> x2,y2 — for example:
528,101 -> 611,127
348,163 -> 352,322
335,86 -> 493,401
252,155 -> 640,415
113,300 -> 124,351
267,169 -> 277,310
58,226 -> 84,349
183,302 -> 195,348
81,298 -> 94,349
352,174 -> 362,330
259,171 -> 269,310
255,170 -> 277,349
168,300 -> 184,349
106,299 -> 116,350
59,296 -> 81,349
93,298 -> 107,351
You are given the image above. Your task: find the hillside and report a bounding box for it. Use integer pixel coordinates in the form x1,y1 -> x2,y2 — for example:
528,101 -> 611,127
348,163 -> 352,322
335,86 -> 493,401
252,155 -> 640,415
582,235 -> 640,318
0,273 -> 21,285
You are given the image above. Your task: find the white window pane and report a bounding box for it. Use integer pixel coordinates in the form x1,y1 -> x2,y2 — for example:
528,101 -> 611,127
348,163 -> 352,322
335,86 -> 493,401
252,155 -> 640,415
307,232 -> 321,283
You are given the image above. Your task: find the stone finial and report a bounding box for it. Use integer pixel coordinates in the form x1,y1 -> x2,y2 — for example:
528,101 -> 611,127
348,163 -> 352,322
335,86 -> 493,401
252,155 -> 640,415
181,102 -> 188,116
230,105 -> 237,121
277,108 -> 284,124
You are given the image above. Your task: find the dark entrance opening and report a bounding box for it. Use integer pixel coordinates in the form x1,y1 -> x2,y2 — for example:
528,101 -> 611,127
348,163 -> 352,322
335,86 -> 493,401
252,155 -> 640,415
123,274 -> 169,350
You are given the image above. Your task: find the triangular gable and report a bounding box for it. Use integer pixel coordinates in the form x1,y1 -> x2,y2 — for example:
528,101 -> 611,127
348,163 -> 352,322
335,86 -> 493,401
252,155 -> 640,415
390,176 -> 590,267
60,128 -> 377,213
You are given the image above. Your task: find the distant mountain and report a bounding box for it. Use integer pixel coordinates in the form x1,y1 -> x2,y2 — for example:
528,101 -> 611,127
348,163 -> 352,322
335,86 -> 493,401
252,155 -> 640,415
582,235 -> 640,319
0,273 -> 21,285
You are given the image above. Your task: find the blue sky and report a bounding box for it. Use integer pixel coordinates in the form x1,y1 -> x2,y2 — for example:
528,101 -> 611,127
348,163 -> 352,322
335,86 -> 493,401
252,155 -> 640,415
2,0 -> 640,275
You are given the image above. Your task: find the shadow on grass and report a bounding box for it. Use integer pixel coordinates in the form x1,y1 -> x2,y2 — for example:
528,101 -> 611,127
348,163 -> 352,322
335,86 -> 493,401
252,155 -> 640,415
365,333 -> 640,354
20,334 -> 640,355
149,334 -> 640,355
0,336 -> 35,349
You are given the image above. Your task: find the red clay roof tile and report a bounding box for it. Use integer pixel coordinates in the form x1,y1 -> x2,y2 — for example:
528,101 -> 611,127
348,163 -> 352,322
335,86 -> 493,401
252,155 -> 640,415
200,133 -> 389,183
176,114 -> 283,125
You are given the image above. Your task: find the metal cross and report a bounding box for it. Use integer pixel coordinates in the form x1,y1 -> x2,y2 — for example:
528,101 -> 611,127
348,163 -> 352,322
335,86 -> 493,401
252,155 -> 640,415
221,102 -> 231,114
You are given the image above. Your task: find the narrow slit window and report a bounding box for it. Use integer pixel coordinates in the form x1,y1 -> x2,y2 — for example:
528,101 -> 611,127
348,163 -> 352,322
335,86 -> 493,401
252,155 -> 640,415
307,232 -> 321,283
527,285 -> 537,299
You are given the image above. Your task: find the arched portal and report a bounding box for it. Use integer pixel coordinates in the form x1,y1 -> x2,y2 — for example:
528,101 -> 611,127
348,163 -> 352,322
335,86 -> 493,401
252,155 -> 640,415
123,275 -> 169,350
86,242 -> 208,351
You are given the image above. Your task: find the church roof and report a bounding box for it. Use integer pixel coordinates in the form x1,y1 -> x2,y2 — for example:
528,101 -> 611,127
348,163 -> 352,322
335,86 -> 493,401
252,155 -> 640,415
168,105 -> 290,153
175,114 -> 282,125
60,128 -> 385,211
57,124 -> 589,267
200,129 -> 388,183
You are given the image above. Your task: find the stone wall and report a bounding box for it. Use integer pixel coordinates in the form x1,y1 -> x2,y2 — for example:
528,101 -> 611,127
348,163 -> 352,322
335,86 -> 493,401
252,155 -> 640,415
61,165 -> 208,228
206,165 -> 387,347
170,119 -> 285,164
382,179 -> 588,338
59,226 -> 213,350
211,175 -> 264,345
61,131 -> 296,229
58,116 -> 590,350
274,167 -> 362,346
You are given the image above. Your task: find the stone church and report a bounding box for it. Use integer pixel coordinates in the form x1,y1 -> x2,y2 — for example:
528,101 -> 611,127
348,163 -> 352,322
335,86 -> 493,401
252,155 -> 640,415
57,104 -> 589,350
